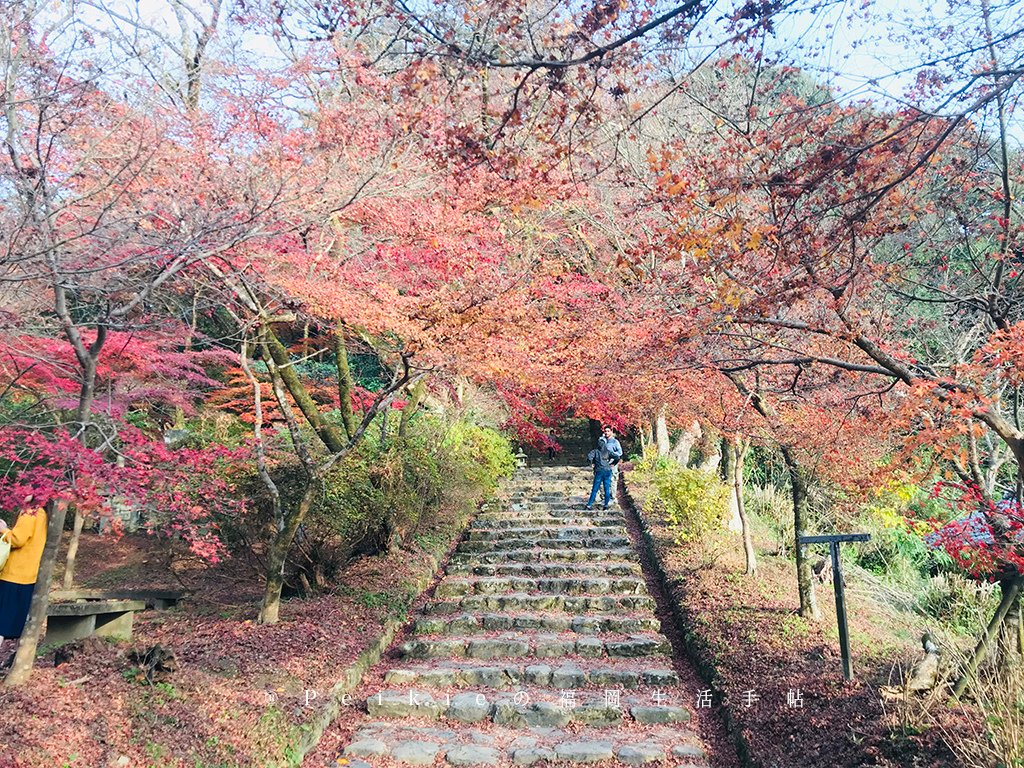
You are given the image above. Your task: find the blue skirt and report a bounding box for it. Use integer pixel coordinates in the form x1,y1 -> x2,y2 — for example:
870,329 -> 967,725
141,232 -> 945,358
0,579 -> 36,638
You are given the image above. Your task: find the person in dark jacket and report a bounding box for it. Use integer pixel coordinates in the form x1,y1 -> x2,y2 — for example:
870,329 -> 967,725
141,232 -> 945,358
586,426 -> 622,510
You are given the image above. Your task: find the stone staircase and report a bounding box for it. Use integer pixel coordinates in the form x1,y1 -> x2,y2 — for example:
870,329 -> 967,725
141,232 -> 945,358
339,466 -> 710,767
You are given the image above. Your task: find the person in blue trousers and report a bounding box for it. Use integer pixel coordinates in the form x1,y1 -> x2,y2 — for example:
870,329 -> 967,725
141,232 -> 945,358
586,426 -> 622,510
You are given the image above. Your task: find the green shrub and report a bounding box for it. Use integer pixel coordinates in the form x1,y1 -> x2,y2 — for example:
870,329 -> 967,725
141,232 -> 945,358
442,420 -> 517,496
637,451 -> 729,544
234,410 -> 515,595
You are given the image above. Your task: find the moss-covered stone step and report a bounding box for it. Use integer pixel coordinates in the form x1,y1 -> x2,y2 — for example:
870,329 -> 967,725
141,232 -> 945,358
411,612 -> 660,635
434,576 -> 645,598
450,547 -> 635,564
365,688 -> 692,728
470,515 -> 622,528
422,593 -> 657,615
456,536 -> 631,553
343,721 -> 710,767
384,661 -> 679,689
445,562 -> 641,578
399,632 -> 671,661
465,526 -> 626,542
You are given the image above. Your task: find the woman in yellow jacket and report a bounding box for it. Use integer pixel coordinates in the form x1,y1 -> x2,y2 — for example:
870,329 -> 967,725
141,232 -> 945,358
0,496 -> 48,643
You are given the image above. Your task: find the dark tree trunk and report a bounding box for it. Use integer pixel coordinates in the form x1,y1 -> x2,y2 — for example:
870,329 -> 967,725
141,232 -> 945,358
258,480 -> 319,625
781,446 -> 820,621
335,321 -> 356,440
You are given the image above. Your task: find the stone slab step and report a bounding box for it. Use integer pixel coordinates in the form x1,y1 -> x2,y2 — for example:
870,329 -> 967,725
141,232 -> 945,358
399,632 -> 671,660
366,687 -> 692,728
384,661 -> 680,689
473,513 -> 617,525
411,612 -> 660,635
435,576 -> 646,598
445,562 -> 641,578
498,502 -> 592,511
451,547 -> 635,564
471,515 -> 622,528
457,536 -> 631,552
345,721 -> 709,766
466,526 -> 626,541
422,593 -> 656,615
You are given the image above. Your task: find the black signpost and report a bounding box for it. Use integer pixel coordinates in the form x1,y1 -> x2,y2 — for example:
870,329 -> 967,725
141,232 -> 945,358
798,532 -> 871,680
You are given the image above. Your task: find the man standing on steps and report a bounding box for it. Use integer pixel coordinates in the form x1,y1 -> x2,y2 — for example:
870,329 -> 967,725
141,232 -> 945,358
586,425 -> 622,510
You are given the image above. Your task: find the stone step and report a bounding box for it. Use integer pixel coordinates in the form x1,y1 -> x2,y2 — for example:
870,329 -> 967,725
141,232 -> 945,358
422,593 -> 657,615
489,504 -> 603,515
411,612 -> 660,635
445,562 -> 641,578
474,510 -> 617,522
470,515 -> 622,528
366,687 -> 692,729
384,661 -> 679,689
451,547 -> 635,564
456,536 -> 631,553
399,632 -> 671,660
435,576 -> 646,598
508,496 -> 611,503
465,526 -> 626,541
345,721 -> 709,766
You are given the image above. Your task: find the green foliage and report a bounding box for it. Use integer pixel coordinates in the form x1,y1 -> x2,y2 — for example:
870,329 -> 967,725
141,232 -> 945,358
916,573 -> 996,636
744,483 -> 793,554
180,411 -> 252,448
236,410 -> 515,595
442,419 -> 517,495
348,352 -> 389,391
291,358 -> 335,383
853,481 -> 949,584
635,450 -> 729,544
743,445 -> 790,489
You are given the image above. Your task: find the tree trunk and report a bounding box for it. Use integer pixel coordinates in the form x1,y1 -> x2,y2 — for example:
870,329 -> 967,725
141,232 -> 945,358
722,438 -> 742,532
335,321 -> 356,440
954,574 -> 1024,698
669,419 -> 701,467
998,592 -> 1022,665
258,480 -> 319,625
258,339 -> 326,624
240,338 -> 283,532
781,446 -> 820,621
62,506 -> 85,589
5,501 -> 67,686
262,325 -> 347,453
699,445 -> 722,473
733,441 -> 756,575
74,356 -> 100,430
655,407 -> 670,457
